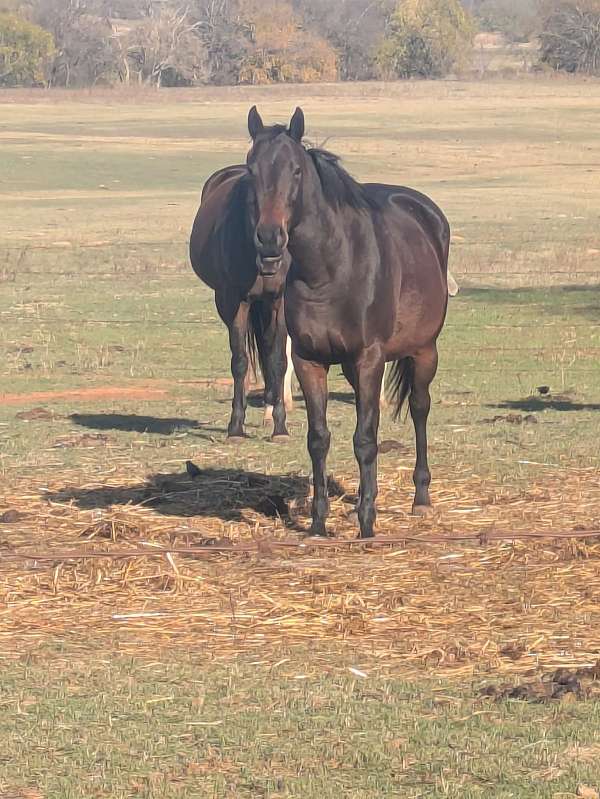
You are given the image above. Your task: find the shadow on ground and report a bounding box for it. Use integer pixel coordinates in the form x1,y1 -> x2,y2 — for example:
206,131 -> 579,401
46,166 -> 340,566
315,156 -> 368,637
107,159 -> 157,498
47,467 -> 349,527
218,391 -> 304,410
70,413 -> 225,436
460,285 -> 600,321
490,396 -> 600,413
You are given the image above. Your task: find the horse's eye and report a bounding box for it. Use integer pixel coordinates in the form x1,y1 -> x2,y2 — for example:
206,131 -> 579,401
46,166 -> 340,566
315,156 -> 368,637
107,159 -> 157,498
293,167 -> 301,177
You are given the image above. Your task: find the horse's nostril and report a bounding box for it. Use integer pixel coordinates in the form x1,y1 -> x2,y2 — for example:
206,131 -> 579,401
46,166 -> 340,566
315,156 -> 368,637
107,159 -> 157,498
256,224 -> 287,256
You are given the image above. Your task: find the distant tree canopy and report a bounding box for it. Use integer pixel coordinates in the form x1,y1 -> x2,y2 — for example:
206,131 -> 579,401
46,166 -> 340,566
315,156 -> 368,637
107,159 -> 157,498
237,0 -> 337,84
0,12 -> 54,86
539,0 -> 600,74
1,0 -> 598,87
378,0 -> 476,78
292,0 -> 394,80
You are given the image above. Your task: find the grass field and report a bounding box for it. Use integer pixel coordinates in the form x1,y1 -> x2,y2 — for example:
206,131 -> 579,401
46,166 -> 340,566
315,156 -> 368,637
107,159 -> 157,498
1,80 -> 600,798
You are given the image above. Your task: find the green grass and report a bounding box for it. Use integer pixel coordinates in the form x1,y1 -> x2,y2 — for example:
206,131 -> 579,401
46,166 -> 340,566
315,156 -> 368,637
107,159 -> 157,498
1,279 -> 598,483
1,652 -> 600,798
1,80 -> 600,798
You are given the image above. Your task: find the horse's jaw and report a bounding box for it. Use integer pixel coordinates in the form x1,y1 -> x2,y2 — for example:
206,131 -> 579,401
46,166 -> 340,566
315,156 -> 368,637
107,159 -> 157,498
256,254 -> 284,277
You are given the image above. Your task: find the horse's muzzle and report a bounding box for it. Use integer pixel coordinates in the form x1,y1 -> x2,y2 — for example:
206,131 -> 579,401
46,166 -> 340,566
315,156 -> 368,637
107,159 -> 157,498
256,254 -> 284,277
254,223 -> 288,276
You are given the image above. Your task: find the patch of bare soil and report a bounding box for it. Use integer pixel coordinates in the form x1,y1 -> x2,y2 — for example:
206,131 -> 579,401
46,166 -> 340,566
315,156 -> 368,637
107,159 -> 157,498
1,385 -> 169,406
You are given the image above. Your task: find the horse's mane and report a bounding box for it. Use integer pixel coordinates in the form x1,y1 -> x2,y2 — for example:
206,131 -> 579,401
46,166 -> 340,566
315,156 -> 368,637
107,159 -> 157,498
306,148 -> 378,211
256,125 -> 378,212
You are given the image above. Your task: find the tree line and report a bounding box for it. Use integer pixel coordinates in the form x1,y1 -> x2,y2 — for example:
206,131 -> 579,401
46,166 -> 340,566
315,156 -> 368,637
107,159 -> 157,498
1,0 -> 599,88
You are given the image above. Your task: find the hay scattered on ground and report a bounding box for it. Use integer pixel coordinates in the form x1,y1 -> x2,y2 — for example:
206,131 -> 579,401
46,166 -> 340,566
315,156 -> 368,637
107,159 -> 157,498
1,462 -> 599,677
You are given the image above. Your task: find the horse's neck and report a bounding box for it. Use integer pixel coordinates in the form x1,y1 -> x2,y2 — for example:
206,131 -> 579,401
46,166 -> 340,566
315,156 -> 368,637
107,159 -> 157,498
289,175 -> 344,280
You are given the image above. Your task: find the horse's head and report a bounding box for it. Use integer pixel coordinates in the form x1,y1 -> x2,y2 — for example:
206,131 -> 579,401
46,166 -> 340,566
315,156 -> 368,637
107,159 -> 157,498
246,106 -> 307,277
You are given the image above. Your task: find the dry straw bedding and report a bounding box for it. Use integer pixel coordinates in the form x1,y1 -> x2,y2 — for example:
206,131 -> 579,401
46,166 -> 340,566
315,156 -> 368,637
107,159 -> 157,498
0,461 -> 599,679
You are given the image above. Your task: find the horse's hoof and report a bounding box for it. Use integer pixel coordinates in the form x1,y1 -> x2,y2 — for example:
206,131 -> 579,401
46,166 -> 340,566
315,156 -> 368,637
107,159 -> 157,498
306,528 -> 333,539
227,435 -> 246,443
411,504 -> 434,517
271,433 -> 289,444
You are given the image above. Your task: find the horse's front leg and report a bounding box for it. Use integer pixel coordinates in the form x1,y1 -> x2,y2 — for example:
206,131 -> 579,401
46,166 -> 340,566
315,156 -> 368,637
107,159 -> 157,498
223,300 -> 250,440
293,355 -> 331,536
343,352 -> 385,539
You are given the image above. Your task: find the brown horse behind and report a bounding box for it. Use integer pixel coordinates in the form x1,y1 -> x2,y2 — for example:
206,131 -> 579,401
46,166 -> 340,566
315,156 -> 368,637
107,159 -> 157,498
189,164 -> 291,440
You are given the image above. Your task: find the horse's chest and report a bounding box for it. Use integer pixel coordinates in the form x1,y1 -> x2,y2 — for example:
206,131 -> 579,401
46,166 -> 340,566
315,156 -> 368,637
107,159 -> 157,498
297,327 -> 346,361
286,288 -> 351,362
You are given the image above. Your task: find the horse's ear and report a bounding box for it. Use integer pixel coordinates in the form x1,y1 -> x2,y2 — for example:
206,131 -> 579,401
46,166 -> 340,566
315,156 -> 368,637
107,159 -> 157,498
248,106 -> 264,140
289,107 -> 305,142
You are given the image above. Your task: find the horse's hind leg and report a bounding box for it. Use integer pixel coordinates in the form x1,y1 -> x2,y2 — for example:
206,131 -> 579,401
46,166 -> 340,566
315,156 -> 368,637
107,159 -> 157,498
343,352 -> 385,539
257,299 -> 289,440
294,356 -> 331,536
220,298 -> 250,440
409,346 -> 438,515
266,336 -> 293,424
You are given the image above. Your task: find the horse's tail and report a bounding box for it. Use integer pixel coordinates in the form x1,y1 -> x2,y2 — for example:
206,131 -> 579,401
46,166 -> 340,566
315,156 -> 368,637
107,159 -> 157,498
385,357 -> 414,421
247,301 -> 268,383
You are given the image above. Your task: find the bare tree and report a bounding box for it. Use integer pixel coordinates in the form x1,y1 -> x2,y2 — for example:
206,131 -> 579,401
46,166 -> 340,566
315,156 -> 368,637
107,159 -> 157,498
539,0 -> 600,74
123,4 -> 208,85
188,0 -> 247,84
293,0 -> 394,80
32,0 -> 120,86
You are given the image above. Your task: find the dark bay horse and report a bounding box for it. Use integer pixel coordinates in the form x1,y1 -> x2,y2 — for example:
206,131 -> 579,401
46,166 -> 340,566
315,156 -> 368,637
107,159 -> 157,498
245,106 -> 451,538
189,164 -> 292,440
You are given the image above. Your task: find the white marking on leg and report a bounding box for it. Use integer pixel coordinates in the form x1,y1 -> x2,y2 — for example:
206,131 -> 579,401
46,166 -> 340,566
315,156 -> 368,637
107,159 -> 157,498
263,404 -> 274,425
380,363 -> 387,409
284,335 -> 294,411
447,270 -> 459,297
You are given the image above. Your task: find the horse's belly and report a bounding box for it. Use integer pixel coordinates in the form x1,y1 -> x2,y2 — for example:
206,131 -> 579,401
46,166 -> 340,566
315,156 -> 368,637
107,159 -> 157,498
384,287 -> 446,358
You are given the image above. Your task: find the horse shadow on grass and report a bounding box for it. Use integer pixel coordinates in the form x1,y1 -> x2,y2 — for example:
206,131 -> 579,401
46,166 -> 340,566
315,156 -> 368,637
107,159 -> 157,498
217,390 -> 353,409
216,391 -> 302,410
462,285 -> 600,322
48,466 -> 349,529
489,396 -> 600,413
70,413 -> 226,438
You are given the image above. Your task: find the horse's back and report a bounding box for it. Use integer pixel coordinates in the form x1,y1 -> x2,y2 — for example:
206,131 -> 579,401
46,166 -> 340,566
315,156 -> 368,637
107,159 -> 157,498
364,183 -> 450,271
362,183 -> 450,354
190,166 -> 247,290
201,164 -> 247,204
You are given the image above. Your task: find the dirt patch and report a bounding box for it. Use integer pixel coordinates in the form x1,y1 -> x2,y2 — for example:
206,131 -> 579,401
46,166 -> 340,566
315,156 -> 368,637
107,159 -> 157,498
481,662 -> 600,703
15,407 -> 56,421
0,509 -> 26,524
51,433 -> 112,449
379,439 -> 410,454
1,386 -> 170,406
481,413 -> 538,425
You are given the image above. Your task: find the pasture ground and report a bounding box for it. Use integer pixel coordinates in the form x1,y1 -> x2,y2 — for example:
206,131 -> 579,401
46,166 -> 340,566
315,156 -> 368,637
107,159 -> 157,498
0,80 -> 599,798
